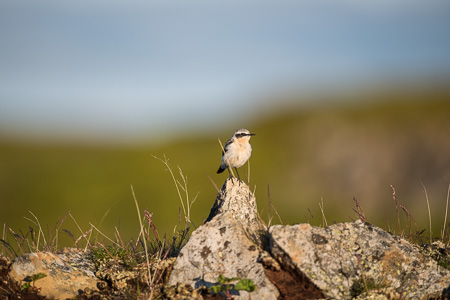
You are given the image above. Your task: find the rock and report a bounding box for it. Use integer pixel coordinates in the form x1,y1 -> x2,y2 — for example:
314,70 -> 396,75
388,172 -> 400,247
154,282 -> 204,300
205,178 -> 263,235
269,220 -> 450,299
10,248 -> 98,299
169,178 -> 279,299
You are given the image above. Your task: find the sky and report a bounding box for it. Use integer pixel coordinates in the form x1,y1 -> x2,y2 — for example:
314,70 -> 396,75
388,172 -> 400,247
1,0 -> 450,143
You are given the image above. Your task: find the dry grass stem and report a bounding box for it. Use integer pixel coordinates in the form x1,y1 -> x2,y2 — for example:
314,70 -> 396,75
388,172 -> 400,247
74,228 -> 93,248
2,223 -> 6,241
319,198 -> 328,227
97,242 -> 116,261
267,185 -> 272,226
390,185 -> 401,234
353,197 -> 366,223
443,184 -> 450,242
308,208 -> 314,219
89,223 -> 120,247
50,211 -> 70,251
420,181 -> 433,243
24,211 -> 47,252
206,174 -> 220,193
153,154 -> 196,227
115,227 -> 126,249
248,159 -> 251,183
69,212 -> 92,249
267,185 -> 283,225
144,210 -> 160,240
153,155 -> 187,223
98,204 -> 116,231
385,213 -> 392,233
304,214 -> 309,223
131,184 -> 152,287
8,228 -> 24,255
399,205 -> 416,238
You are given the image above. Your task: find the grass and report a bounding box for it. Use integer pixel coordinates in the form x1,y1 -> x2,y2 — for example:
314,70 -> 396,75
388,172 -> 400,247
350,276 -> 387,298
298,181 -> 450,276
0,156 -> 196,299
353,183 -> 450,247
2,92 -> 450,240
1,158 -> 450,299
1,88 -> 450,298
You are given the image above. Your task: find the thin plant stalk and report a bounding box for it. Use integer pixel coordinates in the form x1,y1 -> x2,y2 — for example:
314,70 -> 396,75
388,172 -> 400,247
178,166 -> 190,220
89,223 -> 121,247
69,212 -> 92,248
153,154 -> 192,226
247,159 -> 251,183
9,228 -> 24,255
390,185 -> 401,234
175,166 -> 198,226
420,181 -> 432,243
267,184 -> 283,225
74,228 -> 92,248
319,198 -> 328,227
131,185 -> 152,287
206,174 -> 219,193
25,211 -> 47,251
442,184 -> 450,242
98,202 -> 118,230
50,211 -> 70,251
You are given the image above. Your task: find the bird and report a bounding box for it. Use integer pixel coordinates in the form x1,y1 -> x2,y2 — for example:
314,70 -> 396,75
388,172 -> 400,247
217,128 -> 255,181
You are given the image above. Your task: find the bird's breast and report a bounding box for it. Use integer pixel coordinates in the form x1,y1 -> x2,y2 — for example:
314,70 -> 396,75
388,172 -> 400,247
222,142 -> 252,168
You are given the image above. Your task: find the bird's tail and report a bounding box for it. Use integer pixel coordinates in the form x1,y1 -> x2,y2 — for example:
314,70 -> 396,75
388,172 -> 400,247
217,166 -> 226,174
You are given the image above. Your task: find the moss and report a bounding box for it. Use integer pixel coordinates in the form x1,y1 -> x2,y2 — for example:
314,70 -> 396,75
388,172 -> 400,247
419,242 -> 450,271
90,245 -> 137,270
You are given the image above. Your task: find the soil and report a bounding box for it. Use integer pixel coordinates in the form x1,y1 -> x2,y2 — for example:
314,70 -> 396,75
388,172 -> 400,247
264,267 -> 324,300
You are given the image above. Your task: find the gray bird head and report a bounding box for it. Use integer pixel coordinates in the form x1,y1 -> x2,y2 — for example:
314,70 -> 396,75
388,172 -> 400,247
233,128 -> 255,139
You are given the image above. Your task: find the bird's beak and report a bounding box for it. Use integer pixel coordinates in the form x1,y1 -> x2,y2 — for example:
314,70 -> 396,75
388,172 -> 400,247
248,133 -> 256,136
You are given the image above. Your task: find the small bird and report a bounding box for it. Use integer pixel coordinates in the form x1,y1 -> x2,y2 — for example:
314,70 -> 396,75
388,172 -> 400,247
217,128 -> 255,181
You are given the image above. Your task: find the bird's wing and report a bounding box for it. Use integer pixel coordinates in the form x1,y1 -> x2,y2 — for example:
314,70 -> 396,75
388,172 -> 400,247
222,138 -> 234,155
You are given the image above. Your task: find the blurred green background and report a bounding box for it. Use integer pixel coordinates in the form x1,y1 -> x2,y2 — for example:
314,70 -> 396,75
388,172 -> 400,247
1,87 -> 450,246
1,1 -> 450,247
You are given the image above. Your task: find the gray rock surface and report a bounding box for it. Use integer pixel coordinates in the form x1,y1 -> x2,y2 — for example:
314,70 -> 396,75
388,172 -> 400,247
169,178 -> 279,299
269,220 -> 450,299
205,177 -> 264,235
10,248 -> 98,299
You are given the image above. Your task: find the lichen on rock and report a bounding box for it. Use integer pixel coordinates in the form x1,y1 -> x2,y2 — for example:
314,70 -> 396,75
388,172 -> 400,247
169,178 -> 279,299
269,220 -> 450,299
9,248 -> 99,299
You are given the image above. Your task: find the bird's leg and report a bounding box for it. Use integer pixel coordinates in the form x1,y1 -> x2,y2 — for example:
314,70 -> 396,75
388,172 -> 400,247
227,167 -> 235,184
234,168 -> 242,185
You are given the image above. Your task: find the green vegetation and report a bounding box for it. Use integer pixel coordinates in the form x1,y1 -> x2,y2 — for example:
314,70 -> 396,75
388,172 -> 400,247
350,276 -> 387,298
1,87 -> 450,299
210,275 -> 256,299
21,272 -> 47,290
90,245 -> 135,269
420,241 -> 450,271
1,89 -> 450,245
